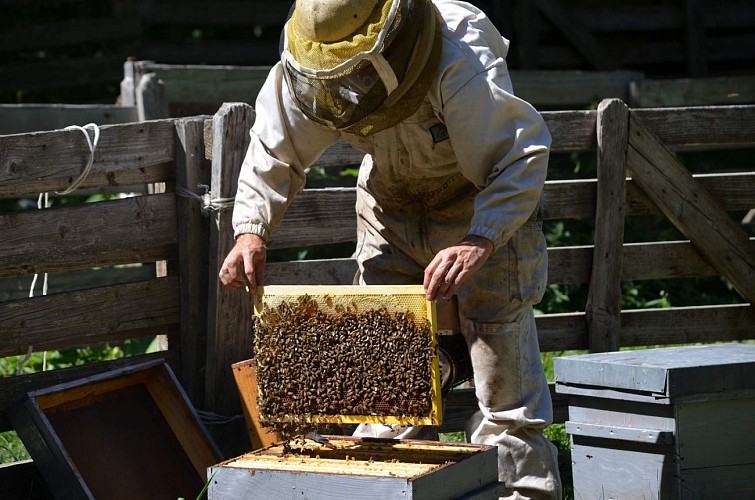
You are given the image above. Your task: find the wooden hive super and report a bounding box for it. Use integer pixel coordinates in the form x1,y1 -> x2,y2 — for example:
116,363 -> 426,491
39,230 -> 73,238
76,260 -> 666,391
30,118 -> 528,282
252,285 -> 442,427
208,436 -> 502,499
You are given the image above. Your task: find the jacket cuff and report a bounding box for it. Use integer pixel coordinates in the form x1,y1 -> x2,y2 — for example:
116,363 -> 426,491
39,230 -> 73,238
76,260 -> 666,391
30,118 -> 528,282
234,222 -> 270,242
467,225 -> 502,251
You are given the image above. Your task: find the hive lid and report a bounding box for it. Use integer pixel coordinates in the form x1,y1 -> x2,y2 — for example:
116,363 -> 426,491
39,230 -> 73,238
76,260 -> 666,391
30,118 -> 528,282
554,343 -> 755,401
252,284 -> 442,426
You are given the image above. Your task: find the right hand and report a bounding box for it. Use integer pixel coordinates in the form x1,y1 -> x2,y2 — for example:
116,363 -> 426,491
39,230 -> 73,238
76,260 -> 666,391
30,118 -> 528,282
219,233 -> 267,293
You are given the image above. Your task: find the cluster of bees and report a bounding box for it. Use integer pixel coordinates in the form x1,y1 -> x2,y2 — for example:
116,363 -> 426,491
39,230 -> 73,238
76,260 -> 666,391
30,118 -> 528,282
254,294 -> 434,437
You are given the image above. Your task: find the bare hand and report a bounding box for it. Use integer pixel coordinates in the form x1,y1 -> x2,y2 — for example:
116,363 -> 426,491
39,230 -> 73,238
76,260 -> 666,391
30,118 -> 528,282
219,233 -> 267,293
423,235 -> 494,302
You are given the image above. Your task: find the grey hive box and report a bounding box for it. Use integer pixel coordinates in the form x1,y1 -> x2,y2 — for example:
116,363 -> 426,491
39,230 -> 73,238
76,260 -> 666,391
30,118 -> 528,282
554,343 -> 755,499
208,436 -> 504,499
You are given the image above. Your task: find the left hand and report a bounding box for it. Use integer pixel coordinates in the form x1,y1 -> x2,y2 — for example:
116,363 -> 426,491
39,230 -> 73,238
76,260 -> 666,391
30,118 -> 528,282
423,235 -> 494,302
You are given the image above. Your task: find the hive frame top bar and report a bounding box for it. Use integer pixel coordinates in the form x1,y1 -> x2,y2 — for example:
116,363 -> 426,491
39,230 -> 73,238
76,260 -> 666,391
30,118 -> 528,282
254,284 -> 437,332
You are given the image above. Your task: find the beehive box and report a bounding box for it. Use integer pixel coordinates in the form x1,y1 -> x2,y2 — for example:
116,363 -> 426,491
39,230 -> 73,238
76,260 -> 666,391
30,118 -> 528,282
208,436 -> 503,499
252,285 -> 442,426
8,359 -> 222,500
555,343 -> 755,499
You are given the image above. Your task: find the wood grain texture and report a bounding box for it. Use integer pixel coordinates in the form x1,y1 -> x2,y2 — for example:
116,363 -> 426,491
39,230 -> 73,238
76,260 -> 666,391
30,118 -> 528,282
0,119 -> 177,197
586,99 -> 629,352
0,193 -> 178,277
0,353 -> 168,432
628,112 -> 755,303
174,117 -> 212,405
206,103 -> 256,457
0,278 -> 180,357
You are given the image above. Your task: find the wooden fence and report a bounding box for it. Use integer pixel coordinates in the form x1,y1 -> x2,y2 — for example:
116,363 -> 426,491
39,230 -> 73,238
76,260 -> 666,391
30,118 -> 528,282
0,100 -> 753,497
3,0 -> 755,104
4,59 -> 754,136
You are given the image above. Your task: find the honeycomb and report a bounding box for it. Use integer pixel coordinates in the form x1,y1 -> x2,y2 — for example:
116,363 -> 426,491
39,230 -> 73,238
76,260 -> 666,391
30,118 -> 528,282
252,285 -> 442,432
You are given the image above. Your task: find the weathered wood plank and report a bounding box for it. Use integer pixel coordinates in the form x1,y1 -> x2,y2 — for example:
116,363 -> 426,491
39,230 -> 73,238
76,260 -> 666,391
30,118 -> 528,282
586,99 -> 629,352
266,171 -> 752,250
136,73 -> 170,121
621,239 -> 755,281
0,264 -> 157,302
0,104 -> 138,135
262,239 -> 755,294
206,103 -> 256,457
174,117 -> 212,405
142,63 -> 271,104
0,120 -> 177,197
0,278 -> 180,357
627,112 -> 755,303
0,193 -> 178,277
631,75 -> 755,107
510,70 -> 643,109
632,105 -> 755,148
270,188 -> 356,248
543,110 -> 598,151
620,304 -> 754,347
0,353 -> 170,433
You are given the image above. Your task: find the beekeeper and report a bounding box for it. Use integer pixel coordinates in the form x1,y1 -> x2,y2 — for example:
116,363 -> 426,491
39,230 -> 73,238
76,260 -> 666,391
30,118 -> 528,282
219,0 -> 561,497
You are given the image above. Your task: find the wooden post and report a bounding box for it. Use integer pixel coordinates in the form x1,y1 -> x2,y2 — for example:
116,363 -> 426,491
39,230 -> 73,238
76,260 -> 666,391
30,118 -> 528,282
174,117 -> 212,406
206,102 -> 256,457
136,73 -> 169,121
586,99 -> 629,352
627,113 -> 755,304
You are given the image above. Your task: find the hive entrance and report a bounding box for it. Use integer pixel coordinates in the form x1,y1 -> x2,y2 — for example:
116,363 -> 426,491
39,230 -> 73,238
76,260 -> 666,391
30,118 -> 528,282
252,285 -> 442,431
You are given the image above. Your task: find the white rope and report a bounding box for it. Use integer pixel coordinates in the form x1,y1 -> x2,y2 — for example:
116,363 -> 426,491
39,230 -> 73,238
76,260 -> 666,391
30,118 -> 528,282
57,123 -> 100,195
175,184 -> 235,214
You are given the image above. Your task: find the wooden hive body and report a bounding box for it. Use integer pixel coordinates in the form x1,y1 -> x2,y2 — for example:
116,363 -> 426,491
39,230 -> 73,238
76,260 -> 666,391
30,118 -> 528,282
208,436 -> 502,499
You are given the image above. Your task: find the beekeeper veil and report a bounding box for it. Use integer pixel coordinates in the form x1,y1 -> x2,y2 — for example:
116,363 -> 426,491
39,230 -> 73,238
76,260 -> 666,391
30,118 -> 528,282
281,0 -> 442,136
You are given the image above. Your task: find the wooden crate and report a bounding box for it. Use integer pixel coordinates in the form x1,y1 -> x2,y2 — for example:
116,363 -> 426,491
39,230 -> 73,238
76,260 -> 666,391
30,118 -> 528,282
208,436 -> 502,499
8,359 -> 222,500
555,343 -> 755,499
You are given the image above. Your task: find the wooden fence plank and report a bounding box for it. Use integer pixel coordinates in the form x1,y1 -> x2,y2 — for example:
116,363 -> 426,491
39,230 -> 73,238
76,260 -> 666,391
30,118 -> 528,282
0,194 -> 178,277
586,99 -> 629,352
621,239 -> 755,281
0,278 -> 180,358
627,112 -> 755,303
265,171 -> 751,250
620,304 -> 754,347
0,353 -> 170,433
632,105 -> 755,148
0,120 -> 177,197
206,103 -> 256,457
631,76 -> 755,108
0,265 -> 157,302
510,70 -> 643,109
0,104 -> 138,135
174,117 -> 212,405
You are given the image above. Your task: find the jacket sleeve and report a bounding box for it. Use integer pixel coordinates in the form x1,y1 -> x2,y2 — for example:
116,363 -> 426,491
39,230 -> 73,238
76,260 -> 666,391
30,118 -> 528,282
232,62 -> 341,241
434,8 -> 550,250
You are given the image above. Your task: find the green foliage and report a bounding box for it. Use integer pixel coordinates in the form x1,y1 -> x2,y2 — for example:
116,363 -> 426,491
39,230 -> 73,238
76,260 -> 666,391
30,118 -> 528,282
0,431 -> 30,463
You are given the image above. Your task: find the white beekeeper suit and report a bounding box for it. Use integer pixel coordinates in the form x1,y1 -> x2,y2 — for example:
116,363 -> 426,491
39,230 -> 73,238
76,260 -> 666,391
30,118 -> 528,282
224,0 -> 562,497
